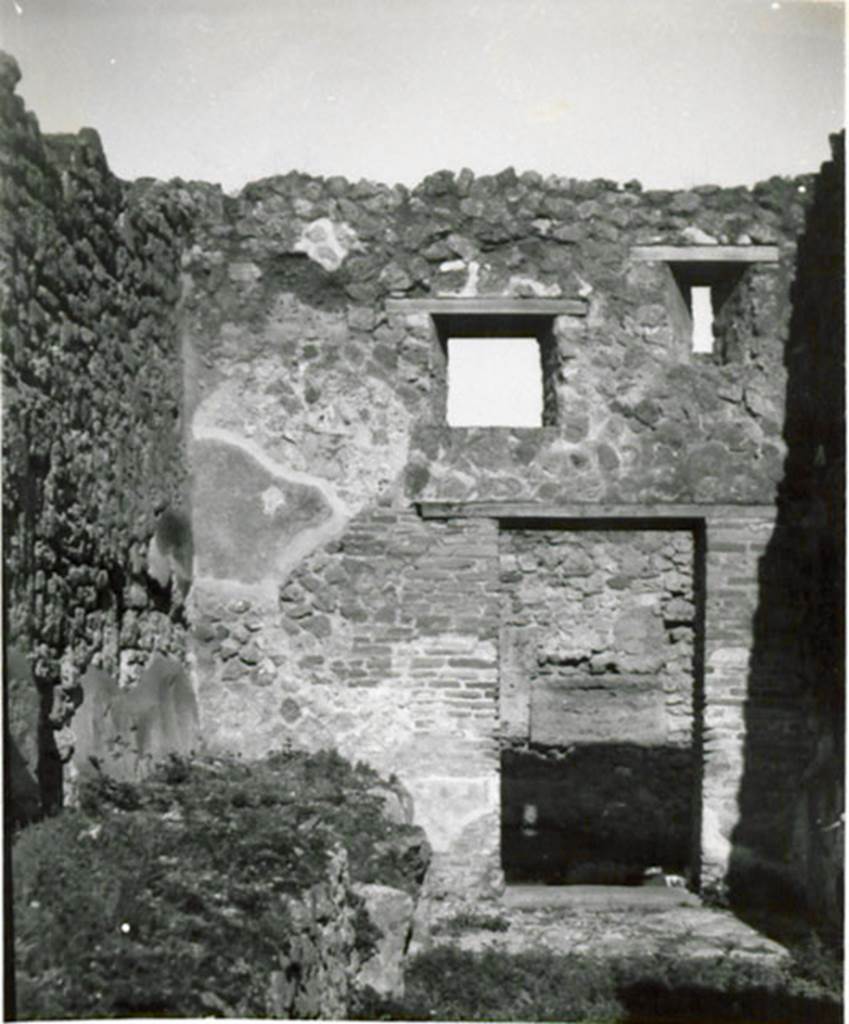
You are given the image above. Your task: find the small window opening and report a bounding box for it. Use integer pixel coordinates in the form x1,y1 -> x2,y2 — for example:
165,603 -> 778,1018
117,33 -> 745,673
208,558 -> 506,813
690,286 -> 714,353
447,337 -> 543,427
433,312 -> 557,427
667,263 -> 747,363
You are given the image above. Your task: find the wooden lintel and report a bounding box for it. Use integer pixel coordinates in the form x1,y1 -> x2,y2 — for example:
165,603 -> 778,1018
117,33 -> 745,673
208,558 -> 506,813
416,501 -> 778,521
631,245 -> 779,263
385,297 -> 588,316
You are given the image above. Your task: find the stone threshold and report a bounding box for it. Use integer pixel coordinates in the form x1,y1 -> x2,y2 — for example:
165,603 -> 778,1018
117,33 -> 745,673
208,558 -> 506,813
419,887 -> 791,964
418,500 -> 778,520
503,883 -> 701,912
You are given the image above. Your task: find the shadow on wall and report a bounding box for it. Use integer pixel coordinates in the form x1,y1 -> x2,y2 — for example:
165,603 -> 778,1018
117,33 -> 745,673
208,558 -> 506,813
71,655 -> 200,784
730,134 -> 844,928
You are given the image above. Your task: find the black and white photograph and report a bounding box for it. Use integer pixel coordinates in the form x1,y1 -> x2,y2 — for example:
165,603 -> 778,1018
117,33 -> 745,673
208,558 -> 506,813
1,1 -> 844,1020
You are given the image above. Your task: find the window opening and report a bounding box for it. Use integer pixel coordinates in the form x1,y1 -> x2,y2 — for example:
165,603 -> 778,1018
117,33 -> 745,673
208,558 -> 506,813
690,286 -> 715,354
433,312 -> 558,427
632,246 -> 777,365
446,336 -> 543,427
668,262 -> 747,363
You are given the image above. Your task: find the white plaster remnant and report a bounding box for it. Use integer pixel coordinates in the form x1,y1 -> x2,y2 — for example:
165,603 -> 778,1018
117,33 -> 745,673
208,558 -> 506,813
682,225 -> 719,245
576,274 -> 593,297
437,260 -> 482,297
405,776 -> 500,852
506,275 -> 562,298
294,217 -> 360,271
460,260 -> 481,295
227,261 -> 262,283
260,485 -> 287,516
707,646 -> 750,669
436,260 -> 483,296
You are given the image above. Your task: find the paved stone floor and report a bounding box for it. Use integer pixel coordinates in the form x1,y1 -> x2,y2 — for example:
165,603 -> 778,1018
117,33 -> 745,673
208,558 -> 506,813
421,886 -> 790,964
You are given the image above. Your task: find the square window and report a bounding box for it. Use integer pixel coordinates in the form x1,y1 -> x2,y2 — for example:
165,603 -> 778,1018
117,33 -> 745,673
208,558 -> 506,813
432,312 -> 558,427
446,336 -> 543,427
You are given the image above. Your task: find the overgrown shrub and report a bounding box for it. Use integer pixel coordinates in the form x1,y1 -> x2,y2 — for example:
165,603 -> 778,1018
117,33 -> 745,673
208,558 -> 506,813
13,748 -> 429,1019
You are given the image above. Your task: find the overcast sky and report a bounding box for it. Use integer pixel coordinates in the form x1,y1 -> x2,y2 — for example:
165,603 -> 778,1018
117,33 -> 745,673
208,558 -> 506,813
2,0 -> 844,193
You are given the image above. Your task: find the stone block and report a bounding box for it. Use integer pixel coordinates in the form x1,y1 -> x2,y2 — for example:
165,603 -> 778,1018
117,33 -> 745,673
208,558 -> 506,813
353,883 -> 415,999
531,681 -> 667,746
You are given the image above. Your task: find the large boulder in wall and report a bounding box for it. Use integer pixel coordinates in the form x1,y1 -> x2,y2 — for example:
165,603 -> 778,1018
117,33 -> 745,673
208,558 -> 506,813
353,882 -> 415,1000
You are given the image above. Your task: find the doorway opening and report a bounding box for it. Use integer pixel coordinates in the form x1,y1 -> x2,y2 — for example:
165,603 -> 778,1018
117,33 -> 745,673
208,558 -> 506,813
498,519 -> 705,888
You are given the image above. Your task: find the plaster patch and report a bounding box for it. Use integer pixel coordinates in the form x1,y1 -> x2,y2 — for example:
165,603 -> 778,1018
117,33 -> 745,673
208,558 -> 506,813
436,260 -> 482,297
261,485 -> 287,516
707,647 -> 751,669
507,275 -> 562,298
405,775 -> 499,852
294,217 -> 360,271
576,274 -> 593,297
192,366 -> 414,516
460,260 -> 481,296
191,428 -> 350,596
682,225 -> 719,245
701,805 -> 733,870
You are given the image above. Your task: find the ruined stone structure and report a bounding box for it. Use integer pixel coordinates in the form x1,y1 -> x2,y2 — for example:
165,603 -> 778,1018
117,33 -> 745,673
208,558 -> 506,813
2,54 -> 843,921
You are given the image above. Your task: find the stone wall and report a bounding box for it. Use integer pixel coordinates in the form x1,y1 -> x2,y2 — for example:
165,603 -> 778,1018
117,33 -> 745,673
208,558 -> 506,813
1,56 -> 193,817
177,151 -> 817,898
182,165 -> 808,517
499,527 -> 695,747
193,509 -> 503,895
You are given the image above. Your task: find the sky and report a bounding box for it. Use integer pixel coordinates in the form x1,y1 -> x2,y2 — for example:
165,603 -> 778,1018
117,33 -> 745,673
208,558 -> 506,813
447,338 -> 544,426
1,0 -> 844,194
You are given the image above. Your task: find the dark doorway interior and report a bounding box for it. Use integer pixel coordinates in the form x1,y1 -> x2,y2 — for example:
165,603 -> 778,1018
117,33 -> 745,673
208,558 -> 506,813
501,742 -> 693,884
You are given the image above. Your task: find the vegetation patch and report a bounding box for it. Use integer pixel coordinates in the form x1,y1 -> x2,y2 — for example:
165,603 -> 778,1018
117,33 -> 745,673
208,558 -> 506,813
12,749 -> 428,1019
351,943 -> 843,1023
432,909 -> 511,935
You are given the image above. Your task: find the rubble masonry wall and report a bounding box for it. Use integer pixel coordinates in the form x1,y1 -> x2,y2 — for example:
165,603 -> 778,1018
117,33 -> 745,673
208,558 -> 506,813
1,56 -> 193,815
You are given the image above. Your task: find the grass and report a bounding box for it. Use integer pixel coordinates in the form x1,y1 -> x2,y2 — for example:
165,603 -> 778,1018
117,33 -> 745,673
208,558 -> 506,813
432,909 -> 511,935
351,941 -> 843,1023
